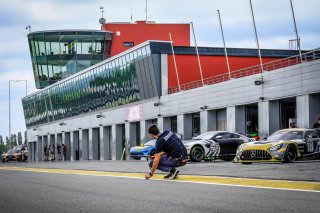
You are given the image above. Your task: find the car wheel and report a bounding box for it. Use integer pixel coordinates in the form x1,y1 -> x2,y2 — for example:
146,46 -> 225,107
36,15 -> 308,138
132,157 -> 141,160
284,145 -> 297,163
190,145 -> 204,162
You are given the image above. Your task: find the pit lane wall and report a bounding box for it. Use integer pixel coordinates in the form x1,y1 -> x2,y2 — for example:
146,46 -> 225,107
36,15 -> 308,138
26,54 -> 320,162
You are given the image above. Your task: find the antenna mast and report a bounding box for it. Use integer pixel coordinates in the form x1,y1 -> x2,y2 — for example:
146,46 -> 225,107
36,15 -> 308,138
130,1 -> 133,23
99,6 -> 106,25
145,0 -> 148,21
100,6 -> 104,18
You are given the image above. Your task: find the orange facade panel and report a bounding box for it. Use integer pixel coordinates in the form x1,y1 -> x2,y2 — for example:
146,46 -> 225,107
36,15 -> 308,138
102,21 -> 190,56
167,55 -> 281,88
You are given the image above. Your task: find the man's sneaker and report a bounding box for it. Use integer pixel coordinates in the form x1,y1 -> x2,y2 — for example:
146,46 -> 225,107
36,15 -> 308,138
163,173 -> 171,179
168,168 -> 179,180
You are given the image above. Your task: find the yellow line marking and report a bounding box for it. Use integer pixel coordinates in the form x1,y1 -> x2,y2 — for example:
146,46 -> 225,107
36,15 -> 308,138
0,166 -> 319,192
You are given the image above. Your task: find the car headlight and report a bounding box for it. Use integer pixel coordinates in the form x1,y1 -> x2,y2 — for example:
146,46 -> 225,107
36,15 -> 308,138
235,144 -> 244,158
237,144 -> 244,152
268,144 -> 283,152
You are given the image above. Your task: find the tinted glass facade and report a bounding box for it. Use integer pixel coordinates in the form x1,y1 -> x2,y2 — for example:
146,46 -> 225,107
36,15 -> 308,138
28,30 -> 113,89
23,43 -> 153,127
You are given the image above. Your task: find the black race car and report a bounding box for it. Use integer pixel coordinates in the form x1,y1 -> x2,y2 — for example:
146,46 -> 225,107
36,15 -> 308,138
183,131 -> 253,162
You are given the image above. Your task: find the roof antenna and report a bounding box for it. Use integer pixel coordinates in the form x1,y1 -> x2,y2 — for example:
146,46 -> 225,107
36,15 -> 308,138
145,0 -> 151,21
99,6 -> 106,25
130,1 -> 133,23
145,0 -> 148,21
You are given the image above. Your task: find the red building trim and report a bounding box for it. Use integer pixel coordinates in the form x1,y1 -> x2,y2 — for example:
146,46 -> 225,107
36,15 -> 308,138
102,21 -> 190,56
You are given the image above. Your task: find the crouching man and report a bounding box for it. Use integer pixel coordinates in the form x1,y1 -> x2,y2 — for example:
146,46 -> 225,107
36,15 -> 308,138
145,124 -> 188,180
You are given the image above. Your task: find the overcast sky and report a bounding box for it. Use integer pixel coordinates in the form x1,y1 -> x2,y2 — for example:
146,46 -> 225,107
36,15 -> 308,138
0,0 -> 319,140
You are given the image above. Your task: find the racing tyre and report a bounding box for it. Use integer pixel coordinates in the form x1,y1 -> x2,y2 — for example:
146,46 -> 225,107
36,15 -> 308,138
284,145 -> 297,163
132,157 -> 141,160
190,146 -> 204,162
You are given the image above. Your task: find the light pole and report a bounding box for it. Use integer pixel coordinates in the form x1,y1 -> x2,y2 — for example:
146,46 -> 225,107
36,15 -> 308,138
9,80 -> 27,146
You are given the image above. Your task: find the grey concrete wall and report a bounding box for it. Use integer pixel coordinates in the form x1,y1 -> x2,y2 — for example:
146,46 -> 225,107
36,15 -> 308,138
37,137 -> 42,161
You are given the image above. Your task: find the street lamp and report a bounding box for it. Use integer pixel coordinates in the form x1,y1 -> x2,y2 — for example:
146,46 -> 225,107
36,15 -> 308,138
9,80 -> 27,146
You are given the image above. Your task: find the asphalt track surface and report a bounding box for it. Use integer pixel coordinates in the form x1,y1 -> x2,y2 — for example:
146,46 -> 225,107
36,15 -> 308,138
0,160 -> 319,212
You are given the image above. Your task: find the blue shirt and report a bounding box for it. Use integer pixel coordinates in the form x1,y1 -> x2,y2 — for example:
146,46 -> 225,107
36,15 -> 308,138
155,130 -> 188,159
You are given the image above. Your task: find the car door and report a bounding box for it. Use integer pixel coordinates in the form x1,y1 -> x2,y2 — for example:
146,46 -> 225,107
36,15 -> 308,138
214,133 -> 243,155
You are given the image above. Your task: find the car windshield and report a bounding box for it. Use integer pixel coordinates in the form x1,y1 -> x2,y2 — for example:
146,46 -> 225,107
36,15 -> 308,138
193,132 -> 217,140
144,139 -> 156,146
267,131 -> 303,141
14,149 -> 21,153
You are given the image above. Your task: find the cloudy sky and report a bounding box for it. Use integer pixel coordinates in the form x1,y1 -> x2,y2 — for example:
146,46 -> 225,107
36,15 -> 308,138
0,0 -> 319,140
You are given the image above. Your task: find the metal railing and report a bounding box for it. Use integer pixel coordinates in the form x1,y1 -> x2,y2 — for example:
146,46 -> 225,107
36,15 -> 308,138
168,49 -> 320,94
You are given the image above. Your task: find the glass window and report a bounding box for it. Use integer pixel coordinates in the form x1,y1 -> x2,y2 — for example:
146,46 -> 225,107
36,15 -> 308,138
39,41 -> 46,55
217,109 -> 227,131
23,42 -> 148,126
123,42 -> 134,47
192,113 -> 200,137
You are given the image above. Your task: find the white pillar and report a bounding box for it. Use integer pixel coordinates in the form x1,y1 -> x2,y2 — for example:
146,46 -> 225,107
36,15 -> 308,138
227,105 -> 246,133
88,128 -> 93,160
157,117 -> 165,132
296,94 -> 320,128
79,130 -> 83,160
200,110 -> 217,133
111,125 -> 117,160
161,54 -> 169,95
140,120 -> 147,143
99,126 -> 105,160
177,114 -> 192,140
258,100 -> 280,139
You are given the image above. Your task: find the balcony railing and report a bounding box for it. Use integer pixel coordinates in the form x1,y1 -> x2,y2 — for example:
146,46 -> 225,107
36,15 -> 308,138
168,49 -> 320,94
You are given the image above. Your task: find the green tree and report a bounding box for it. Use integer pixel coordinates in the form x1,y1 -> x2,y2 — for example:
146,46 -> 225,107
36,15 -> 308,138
0,135 -> 3,145
11,134 -> 17,147
5,136 -> 9,145
0,144 -> 6,154
18,132 -> 22,145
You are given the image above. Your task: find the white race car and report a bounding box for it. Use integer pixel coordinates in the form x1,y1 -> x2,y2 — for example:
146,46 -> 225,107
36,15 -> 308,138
183,131 -> 252,162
